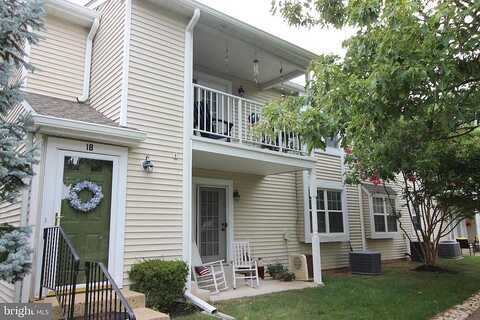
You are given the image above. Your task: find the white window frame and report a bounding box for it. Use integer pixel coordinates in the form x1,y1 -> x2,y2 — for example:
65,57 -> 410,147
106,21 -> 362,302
369,193 -> 400,239
192,177 -> 234,263
304,180 -> 349,243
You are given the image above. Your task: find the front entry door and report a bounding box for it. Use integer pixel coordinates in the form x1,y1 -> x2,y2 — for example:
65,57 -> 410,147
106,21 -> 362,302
197,187 -> 227,263
58,153 -> 114,280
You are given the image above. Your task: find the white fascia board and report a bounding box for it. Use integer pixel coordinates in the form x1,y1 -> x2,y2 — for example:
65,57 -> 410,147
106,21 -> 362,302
45,0 -> 98,27
31,114 -> 146,147
192,136 -> 316,170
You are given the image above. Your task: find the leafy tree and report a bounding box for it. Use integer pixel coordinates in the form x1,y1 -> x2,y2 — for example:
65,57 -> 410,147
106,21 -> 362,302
261,0 -> 480,267
0,0 -> 43,202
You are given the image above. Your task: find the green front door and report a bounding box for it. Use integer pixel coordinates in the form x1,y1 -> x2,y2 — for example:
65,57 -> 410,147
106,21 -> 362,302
59,155 -> 113,281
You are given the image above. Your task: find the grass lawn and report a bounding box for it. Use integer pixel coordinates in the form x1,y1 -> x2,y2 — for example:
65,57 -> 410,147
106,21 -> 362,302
176,257 -> 480,320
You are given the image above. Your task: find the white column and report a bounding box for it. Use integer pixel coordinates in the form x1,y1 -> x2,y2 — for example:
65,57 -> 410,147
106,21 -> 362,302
309,169 -> 323,285
475,214 -> 480,240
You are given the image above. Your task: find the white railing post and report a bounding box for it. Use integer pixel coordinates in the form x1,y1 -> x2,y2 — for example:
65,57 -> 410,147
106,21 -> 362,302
278,129 -> 283,152
238,99 -> 243,143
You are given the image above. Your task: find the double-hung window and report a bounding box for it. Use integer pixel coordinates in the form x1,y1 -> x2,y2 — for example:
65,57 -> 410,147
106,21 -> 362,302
310,189 -> 344,235
372,195 -> 398,233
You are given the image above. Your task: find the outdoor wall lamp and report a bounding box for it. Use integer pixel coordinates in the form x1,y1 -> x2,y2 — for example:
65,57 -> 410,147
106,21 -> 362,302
142,156 -> 154,172
233,190 -> 241,201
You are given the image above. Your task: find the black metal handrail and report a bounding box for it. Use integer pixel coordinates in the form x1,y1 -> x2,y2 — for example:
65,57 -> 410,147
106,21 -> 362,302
39,226 -> 80,320
84,261 -> 136,320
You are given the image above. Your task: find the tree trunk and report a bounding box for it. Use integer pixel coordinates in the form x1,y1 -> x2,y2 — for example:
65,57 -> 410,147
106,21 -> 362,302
421,241 -> 438,267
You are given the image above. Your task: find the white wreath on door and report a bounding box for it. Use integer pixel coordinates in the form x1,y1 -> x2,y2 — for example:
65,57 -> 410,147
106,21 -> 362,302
68,181 -> 104,212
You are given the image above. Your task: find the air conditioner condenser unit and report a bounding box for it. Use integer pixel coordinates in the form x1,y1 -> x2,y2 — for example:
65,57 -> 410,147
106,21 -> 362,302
288,254 -> 312,281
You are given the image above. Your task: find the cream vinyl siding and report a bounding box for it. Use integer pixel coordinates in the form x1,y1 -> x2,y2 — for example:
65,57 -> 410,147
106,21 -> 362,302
27,15 -> 87,101
0,197 -> 21,302
362,185 -> 411,260
193,168 -> 302,265
89,0 -> 126,122
123,1 -> 187,284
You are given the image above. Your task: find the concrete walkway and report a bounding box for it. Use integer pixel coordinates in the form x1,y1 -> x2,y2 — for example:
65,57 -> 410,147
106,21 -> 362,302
210,279 -> 317,302
467,309 -> 480,320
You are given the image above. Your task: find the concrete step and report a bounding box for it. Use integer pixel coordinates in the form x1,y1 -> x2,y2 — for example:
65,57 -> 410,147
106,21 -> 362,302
35,288 -> 147,319
133,307 -> 170,320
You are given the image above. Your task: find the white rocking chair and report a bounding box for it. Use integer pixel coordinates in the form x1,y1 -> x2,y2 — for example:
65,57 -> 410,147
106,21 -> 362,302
191,242 -> 228,294
232,241 -> 260,289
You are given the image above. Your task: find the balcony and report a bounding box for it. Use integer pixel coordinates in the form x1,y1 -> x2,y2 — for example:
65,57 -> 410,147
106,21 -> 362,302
191,84 -> 315,175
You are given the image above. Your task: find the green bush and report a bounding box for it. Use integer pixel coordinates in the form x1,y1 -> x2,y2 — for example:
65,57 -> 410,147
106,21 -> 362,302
267,263 -> 286,279
129,260 -> 188,313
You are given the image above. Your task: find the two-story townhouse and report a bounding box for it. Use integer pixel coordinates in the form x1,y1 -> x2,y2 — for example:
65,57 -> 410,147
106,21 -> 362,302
0,0 -> 414,305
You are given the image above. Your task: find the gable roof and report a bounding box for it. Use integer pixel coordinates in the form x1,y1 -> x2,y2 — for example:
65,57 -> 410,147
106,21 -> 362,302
24,93 -> 119,127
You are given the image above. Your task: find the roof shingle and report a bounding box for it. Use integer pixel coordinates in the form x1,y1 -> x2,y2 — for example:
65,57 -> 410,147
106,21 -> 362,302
25,92 -> 120,127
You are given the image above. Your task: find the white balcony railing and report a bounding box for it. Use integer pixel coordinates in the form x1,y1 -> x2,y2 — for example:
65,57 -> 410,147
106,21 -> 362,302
192,84 -> 305,155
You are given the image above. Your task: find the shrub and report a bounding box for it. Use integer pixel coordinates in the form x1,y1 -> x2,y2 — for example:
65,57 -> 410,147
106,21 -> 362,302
129,260 -> 188,313
267,263 -> 286,279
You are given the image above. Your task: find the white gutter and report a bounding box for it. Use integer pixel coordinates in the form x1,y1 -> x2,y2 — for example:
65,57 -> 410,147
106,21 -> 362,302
182,8 -> 200,290
77,17 -> 100,103
119,0 -> 132,126
45,0 -> 97,27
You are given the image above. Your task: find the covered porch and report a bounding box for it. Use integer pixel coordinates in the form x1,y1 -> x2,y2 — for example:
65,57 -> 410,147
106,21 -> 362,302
189,153 -> 323,293
183,0 -> 323,298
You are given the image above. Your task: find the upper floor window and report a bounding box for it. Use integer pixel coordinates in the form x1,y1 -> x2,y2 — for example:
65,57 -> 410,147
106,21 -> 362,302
310,189 -> 344,234
372,195 -> 398,233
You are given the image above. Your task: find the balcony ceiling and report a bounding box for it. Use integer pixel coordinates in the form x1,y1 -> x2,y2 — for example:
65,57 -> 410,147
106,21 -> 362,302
148,0 -> 317,87
194,25 -> 303,86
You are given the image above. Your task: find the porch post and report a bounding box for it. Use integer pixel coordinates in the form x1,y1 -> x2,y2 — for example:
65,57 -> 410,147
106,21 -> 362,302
309,169 -> 323,285
475,214 -> 480,240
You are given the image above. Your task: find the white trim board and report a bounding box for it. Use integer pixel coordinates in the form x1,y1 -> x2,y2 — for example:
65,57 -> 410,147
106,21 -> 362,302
31,114 -> 146,147
192,177 -> 234,263
35,137 -> 128,297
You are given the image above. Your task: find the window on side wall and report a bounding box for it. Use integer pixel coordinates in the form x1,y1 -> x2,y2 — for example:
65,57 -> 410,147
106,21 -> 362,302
372,195 -> 398,233
309,189 -> 344,234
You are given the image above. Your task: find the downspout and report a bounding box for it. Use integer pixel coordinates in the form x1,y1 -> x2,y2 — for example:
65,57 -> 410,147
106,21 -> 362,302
77,17 -> 100,103
182,8 -> 200,291
184,291 -> 216,314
